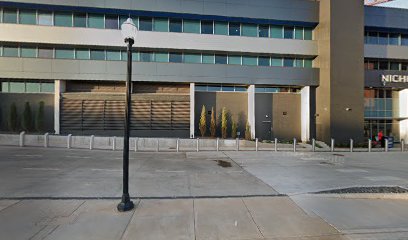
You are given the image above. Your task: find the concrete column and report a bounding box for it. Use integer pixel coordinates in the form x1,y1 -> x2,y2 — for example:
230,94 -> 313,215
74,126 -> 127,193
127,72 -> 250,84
247,85 -> 256,139
190,83 -> 195,138
54,80 -> 66,135
301,86 -> 310,142
400,89 -> 408,141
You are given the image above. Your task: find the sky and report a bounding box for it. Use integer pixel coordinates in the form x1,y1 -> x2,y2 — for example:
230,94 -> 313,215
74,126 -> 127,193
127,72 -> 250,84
378,0 -> 408,9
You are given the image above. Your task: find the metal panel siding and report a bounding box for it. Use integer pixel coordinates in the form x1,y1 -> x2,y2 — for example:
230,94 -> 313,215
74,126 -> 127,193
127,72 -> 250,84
365,6 -> 408,31
364,44 -> 408,60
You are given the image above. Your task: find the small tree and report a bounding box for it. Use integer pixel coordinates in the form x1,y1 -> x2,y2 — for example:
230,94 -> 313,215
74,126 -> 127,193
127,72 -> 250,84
8,103 -> 17,132
245,121 -> 251,140
210,107 -> 216,138
35,101 -> 45,132
231,120 -> 237,139
221,107 -> 228,139
22,102 -> 32,132
199,105 -> 207,137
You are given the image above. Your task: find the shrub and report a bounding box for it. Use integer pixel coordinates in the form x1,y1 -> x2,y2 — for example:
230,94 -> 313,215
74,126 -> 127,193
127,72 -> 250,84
221,107 -> 228,139
35,101 -> 45,132
245,121 -> 251,140
8,103 -> 17,132
231,120 -> 237,139
22,102 -> 32,132
210,107 -> 216,138
199,105 -> 207,137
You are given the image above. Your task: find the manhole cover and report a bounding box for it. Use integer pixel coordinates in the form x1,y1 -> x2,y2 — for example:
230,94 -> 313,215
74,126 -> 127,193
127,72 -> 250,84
213,160 -> 232,168
315,186 -> 408,194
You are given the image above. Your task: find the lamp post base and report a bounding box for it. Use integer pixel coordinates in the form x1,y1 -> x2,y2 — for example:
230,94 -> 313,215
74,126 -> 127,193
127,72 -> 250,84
117,194 -> 134,212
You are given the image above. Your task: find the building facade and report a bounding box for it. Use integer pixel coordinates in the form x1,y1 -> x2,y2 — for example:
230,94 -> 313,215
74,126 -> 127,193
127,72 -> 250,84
0,0 -> 407,144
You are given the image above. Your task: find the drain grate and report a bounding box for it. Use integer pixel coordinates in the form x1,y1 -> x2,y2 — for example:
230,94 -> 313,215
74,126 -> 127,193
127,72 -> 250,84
315,186 -> 408,194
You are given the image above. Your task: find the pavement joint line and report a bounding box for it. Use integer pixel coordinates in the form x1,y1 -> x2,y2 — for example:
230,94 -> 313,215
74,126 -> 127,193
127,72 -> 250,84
0,194 -> 287,201
14,154 -> 43,157
0,200 -> 22,214
193,198 -> 197,240
91,168 -> 122,172
28,224 -> 48,240
241,198 -> 265,239
118,199 -> 140,240
22,168 -> 60,171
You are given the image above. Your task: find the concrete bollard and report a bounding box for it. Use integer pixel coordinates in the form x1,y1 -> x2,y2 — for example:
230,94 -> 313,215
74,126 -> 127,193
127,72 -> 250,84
67,134 -> 72,149
196,138 -> 199,152
293,138 -> 297,152
368,139 -> 372,152
176,138 -> 179,152
216,138 -> 219,152
112,136 -> 116,151
134,138 -> 138,152
236,138 -> 239,151
331,138 -> 335,152
402,140 -> 405,152
19,131 -> 25,147
255,138 -> 259,152
385,139 -> 389,152
44,133 -> 49,148
274,138 -> 278,152
157,139 -> 160,152
90,135 -> 94,150
312,138 -> 316,152
350,139 -> 353,152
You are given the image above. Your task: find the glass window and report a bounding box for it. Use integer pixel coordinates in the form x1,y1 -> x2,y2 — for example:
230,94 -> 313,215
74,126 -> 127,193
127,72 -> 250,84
242,56 -> 257,66
38,11 -> 53,26
153,18 -> 168,32
389,33 -> 399,45
41,82 -> 54,93
295,27 -> 303,40
195,85 -> 207,91
38,48 -> 53,58
304,59 -> 313,68
1,82 -> 10,92
26,82 -> 40,93
222,86 -> 234,92
132,51 -> 140,61
3,8 -> 17,24
55,48 -> 74,59
235,86 -> 247,92
19,10 -> 36,25
90,49 -> 105,60
201,20 -> 213,34
183,19 -> 200,33
283,58 -> 294,67
88,14 -> 104,29
368,32 -> 378,45
139,17 -> 152,31
401,62 -> 408,71
21,47 -> 36,58
105,15 -> 118,29
10,82 -> 25,93
106,50 -> 121,61
228,55 -> 241,65
74,13 -> 86,27
271,25 -> 283,38
184,53 -> 201,63
75,49 -> 89,59
390,62 -> 400,70
242,24 -> 257,37
140,52 -> 153,62
229,22 -> 240,36
271,58 -> 283,67
208,85 -> 221,91
215,55 -> 227,64
258,56 -> 270,66
3,46 -> 19,57
54,12 -> 72,27
154,52 -> 169,62
169,52 -> 182,63
169,18 -> 182,32
379,61 -> 389,70
402,34 -> 408,46
295,59 -> 304,68
378,32 -> 388,45
258,24 -> 269,38
202,54 -> 215,64
304,28 -> 313,40
214,21 -> 228,35
284,26 -> 294,39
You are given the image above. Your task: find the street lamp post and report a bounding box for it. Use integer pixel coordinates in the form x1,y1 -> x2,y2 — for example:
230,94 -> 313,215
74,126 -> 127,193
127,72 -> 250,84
117,18 -> 138,212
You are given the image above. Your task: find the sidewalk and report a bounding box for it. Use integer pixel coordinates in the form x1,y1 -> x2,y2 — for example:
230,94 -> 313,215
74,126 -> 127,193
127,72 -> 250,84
0,197 -> 347,240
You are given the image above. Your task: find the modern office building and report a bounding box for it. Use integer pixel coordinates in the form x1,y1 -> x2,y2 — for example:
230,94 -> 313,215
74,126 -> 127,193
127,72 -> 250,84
0,0 -> 407,144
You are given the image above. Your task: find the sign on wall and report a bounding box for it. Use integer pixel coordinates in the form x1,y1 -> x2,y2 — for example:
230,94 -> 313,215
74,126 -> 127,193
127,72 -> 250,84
381,75 -> 408,86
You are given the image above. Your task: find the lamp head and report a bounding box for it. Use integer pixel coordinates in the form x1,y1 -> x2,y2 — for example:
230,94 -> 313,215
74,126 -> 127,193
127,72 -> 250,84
121,18 -> 138,43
